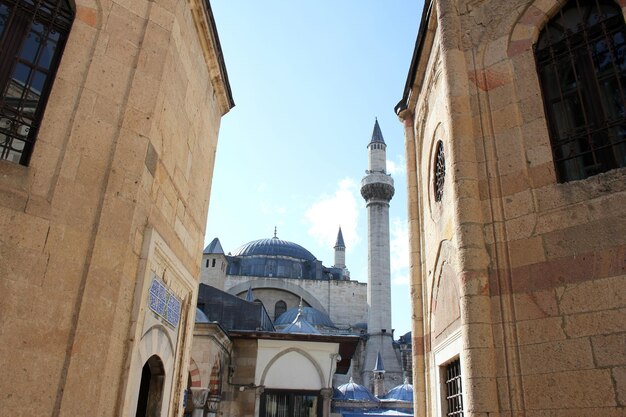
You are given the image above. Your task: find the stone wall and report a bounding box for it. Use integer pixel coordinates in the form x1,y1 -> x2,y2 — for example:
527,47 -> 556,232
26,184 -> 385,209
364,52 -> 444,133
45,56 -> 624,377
200,252 -> 228,290
400,1 -> 626,416
0,0 -> 231,416
225,275 -> 368,329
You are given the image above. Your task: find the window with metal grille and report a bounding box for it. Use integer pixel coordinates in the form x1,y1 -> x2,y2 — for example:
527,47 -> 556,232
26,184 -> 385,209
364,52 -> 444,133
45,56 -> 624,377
535,0 -> 626,182
433,140 -> 445,202
444,358 -> 463,417
260,390 -> 321,417
0,0 -> 74,165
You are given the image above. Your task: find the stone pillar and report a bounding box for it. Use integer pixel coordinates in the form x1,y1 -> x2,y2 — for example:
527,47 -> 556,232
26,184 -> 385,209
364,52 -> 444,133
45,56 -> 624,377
254,386 -> 265,417
320,388 -> 333,417
190,388 -> 209,417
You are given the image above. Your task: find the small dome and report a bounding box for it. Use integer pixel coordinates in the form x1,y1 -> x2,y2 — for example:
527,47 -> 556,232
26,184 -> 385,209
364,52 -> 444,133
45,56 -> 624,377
384,378 -> 413,402
195,308 -> 210,323
337,378 -> 379,402
332,386 -> 345,400
274,306 -> 335,328
232,237 -> 316,261
279,308 -> 320,335
398,331 -> 411,344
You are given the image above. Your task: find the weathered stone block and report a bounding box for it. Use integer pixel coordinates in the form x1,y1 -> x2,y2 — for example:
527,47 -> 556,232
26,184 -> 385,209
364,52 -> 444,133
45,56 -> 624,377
523,369 -> 616,409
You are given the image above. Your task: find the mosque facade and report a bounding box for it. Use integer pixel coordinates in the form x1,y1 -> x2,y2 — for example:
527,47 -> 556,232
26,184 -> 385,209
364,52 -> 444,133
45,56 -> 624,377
187,121 -> 413,416
201,232 -> 368,334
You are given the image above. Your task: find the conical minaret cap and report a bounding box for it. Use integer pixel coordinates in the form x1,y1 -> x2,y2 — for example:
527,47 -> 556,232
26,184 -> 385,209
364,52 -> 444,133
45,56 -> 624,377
369,118 -> 385,145
334,227 -> 345,248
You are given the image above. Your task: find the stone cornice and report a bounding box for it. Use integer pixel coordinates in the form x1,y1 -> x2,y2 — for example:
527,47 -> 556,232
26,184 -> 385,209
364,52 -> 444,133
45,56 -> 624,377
188,0 -> 235,115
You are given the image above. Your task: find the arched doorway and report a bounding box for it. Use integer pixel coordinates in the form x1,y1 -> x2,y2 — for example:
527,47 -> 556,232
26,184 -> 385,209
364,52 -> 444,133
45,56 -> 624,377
135,355 -> 165,417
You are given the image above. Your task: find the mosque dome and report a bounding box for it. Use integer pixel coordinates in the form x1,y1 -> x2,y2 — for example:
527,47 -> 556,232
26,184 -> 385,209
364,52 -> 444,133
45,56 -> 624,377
274,306 -> 335,328
195,308 -> 210,323
336,378 -> 379,402
232,237 -> 316,261
384,378 -> 413,402
332,386 -> 345,400
279,307 -> 321,335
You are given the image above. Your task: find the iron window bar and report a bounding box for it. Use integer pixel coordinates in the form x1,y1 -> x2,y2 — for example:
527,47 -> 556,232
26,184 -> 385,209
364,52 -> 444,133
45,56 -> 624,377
535,0 -> 626,182
0,0 -> 74,165
445,358 -> 463,417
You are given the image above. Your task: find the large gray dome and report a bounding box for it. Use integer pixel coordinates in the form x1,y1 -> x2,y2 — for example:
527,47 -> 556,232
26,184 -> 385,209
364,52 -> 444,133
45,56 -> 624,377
226,235 -> 326,280
232,237 -> 316,261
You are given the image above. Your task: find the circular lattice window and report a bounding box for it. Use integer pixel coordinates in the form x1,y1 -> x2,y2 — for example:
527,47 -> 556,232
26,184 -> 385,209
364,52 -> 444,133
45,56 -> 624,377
433,140 -> 445,202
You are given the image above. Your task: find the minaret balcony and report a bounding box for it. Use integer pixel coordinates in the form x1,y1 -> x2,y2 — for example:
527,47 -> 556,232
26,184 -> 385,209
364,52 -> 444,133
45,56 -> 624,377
360,173 -> 395,202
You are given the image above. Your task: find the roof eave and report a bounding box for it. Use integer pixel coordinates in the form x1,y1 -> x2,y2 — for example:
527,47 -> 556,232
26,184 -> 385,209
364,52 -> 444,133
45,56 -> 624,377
191,0 -> 235,115
394,0 -> 434,116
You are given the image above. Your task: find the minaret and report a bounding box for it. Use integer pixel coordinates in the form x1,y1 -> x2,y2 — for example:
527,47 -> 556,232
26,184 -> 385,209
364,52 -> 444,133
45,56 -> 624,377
333,227 -> 346,269
360,119 -> 401,390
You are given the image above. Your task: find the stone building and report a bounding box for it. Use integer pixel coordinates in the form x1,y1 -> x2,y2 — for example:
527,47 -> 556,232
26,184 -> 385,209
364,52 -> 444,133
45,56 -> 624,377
396,0 -> 626,416
0,1 -> 232,416
188,289 -> 361,417
198,121 -> 411,399
201,231 -> 369,332
187,286 -> 414,417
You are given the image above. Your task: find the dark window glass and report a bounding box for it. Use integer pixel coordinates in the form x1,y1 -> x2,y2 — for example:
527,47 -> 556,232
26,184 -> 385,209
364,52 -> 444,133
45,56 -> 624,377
274,300 -> 287,320
0,4 -> 10,40
535,0 -> 626,182
0,0 -> 74,165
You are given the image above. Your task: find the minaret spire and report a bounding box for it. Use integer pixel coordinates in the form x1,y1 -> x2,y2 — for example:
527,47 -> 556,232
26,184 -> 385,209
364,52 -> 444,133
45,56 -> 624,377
370,117 -> 385,145
333,226 -> 346,270
360,118 -> 400,391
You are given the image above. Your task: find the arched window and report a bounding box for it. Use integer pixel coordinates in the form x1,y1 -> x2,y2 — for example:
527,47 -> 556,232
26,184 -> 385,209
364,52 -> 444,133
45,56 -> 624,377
433,140 -> 445,202
135,355 -> 165,417
0,0 -> 74,165
535,0 -> 626,182
274,300 -> 287,320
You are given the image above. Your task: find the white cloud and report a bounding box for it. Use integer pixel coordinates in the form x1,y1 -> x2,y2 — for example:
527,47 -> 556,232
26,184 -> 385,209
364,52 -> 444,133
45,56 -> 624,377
390,218 -> 410,285
259,201 -> 287,216
392,273 -> 410,285
386,153 -> 406,176
257,182 -> 267,193
304,177 -> 360,249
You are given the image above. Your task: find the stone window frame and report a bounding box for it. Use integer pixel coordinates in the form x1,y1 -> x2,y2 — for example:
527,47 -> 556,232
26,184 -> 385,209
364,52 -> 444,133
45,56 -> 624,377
433,328 -> 463,417
0,0 -> 74,165
433,139 -> 446,202
534,0 -> 626,182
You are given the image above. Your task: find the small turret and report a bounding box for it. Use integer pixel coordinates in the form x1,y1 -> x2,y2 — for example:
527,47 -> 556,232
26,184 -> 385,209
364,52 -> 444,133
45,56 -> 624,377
373,351 -> 386,397
333,227 -> 350,279
333,227 -> 346,269
200,237 -> 228,290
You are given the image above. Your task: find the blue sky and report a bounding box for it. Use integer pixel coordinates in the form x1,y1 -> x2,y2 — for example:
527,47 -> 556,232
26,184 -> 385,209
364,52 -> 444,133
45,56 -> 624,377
205,1 -> 423,337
